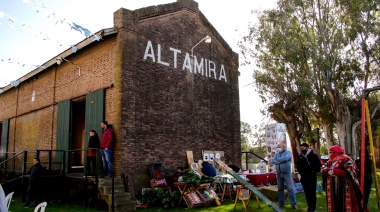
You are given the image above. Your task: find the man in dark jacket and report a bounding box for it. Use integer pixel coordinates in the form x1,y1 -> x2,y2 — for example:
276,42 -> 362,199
23,158 -> 45,208
296,143 -> 321,212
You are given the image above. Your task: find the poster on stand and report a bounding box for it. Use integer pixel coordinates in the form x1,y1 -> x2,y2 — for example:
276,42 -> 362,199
265,123 -> 286,173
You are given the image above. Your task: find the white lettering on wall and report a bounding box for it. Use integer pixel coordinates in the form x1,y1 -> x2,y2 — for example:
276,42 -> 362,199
142,40 -> 228,83
157,44 -> 169,66
219,65 -> 227,82
194,57 -> 204,76
182,53 -> 192,73
170,47 -> 181,69
143,40 -> 155,62
205,59 -> 208,77
209,60 -> 216,79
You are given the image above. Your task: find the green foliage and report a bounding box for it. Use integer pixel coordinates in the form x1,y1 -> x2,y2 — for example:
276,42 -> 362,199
137,188 -> 159,206
241,121 -> 253,151
136,187 -> 180,209
200,174 -> 215,182
320,143 -> 328,156
182,169 -> 201,186
239,0 -> 380,151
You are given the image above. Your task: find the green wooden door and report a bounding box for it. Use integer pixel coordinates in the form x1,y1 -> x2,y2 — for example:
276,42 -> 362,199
57,100 -> 71,173
84,90 -> 105,175
1,119 -> 9,162
84,90 -> 105,145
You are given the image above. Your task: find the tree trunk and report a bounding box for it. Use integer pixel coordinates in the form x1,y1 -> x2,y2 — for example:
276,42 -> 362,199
310,128 -> 321,156
335,106 -> 352,154
321,120 -> 334,147
326,89 -> 352,154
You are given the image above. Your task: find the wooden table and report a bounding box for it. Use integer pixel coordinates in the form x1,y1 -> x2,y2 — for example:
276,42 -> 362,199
212,174 -> 237,201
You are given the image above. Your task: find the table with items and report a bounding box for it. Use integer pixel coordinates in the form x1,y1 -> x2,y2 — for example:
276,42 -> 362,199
244,173 -> 276,187
211,174 -> 238,201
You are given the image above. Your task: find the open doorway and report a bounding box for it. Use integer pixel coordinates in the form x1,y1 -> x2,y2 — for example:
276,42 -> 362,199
71,99 -> 86,172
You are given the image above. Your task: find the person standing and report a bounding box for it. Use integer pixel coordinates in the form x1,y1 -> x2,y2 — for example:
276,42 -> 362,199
271,143 -> 297,209
23,158 -> 45,207
87,130 -> 100,176
321,145 -> 363,212
296,143 -> 321,212
100,121 -> 114,177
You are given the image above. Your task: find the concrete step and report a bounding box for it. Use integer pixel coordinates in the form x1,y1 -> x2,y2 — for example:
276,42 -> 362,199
99,185 -> 126,195
98,178 -> 123,186
109,200 -> 136,212
103,193 -> 131,203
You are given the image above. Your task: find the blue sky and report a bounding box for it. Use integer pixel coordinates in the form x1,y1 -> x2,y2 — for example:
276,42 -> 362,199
0,0 -> 277,131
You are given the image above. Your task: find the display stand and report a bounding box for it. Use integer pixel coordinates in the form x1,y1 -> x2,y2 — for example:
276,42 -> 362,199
176,182 -> 220,209
184,191 -> 203,209
196,187 -> 219,206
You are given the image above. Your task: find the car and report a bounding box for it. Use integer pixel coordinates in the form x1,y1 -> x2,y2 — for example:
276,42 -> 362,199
321,155 -> 329,164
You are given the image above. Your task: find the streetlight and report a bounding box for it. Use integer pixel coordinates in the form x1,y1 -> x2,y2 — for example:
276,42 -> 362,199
191,35 -> 211,57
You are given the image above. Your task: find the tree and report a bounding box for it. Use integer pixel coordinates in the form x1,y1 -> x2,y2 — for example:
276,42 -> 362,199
239,0 -> 380,155
241,121 -> 253,151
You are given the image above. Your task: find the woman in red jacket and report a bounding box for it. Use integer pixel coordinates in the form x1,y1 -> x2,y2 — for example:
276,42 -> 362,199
321,145 -> 363,212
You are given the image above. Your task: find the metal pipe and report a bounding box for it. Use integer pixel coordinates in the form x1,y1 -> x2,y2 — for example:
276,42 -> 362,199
365,100 -> 380,208
360,98 -> 366,197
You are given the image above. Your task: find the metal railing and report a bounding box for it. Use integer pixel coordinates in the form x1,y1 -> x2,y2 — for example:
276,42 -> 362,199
0,148 -> 111,208
241,151 -> 267,171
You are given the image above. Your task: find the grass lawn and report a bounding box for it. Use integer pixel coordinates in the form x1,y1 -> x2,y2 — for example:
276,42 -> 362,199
7,172 -> 380,211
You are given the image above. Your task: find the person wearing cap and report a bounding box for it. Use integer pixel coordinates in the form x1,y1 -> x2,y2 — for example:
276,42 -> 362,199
296,143 -> 321,212
321,145 -> 363,212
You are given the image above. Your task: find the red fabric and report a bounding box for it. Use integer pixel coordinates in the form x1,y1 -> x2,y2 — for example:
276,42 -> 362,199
330,153 -> 339,160
322,154 -> 363,211
329,145 -> 344,154
333,168 -> 346,176
245,173 -> 276,186
154,167 -> 163,179
100,128 -> 113,149
87,149 -> 96,157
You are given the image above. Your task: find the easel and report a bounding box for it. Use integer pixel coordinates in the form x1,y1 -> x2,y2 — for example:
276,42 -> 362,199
212,181 -> 233,201
234,185 -> 260,210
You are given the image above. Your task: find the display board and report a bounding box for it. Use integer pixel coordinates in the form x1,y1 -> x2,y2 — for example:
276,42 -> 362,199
265,123 -> 286,173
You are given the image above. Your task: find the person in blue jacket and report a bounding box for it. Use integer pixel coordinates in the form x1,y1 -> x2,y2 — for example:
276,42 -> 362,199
271,143 -> 297,209
201,161 -> 217,177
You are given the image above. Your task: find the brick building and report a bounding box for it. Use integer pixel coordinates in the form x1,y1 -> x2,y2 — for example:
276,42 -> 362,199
0,0 -> 240,189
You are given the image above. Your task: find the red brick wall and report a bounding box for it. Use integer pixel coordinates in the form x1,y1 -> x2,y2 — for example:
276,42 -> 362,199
115,0 -> 241,187
0,1 -> 241,186
0,36 -> 118,167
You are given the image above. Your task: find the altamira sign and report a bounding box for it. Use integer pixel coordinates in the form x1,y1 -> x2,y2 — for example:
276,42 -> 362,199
143,40 -> 228,83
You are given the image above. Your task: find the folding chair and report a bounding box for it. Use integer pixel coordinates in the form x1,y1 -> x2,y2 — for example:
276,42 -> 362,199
5,191 -> 14,211
34,202 -> 47,212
